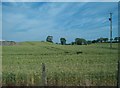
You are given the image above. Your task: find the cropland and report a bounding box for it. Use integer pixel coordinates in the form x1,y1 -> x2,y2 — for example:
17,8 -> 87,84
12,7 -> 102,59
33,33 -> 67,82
2,42 -> 119,86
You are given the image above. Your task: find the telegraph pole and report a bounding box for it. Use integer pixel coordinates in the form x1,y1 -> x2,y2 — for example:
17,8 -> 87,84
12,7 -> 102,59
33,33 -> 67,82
109,13 -> 112,49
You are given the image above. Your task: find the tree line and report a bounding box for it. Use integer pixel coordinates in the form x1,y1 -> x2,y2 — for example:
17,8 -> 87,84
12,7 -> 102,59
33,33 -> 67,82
46,36 -> 120,45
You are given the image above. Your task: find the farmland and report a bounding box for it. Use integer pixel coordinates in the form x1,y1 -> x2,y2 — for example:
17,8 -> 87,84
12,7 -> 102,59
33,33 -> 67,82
2,42 -> 119,86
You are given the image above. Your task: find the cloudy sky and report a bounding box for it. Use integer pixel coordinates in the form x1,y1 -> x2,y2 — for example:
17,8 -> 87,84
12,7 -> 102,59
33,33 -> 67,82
2,2 -> 118,43
2,0 -> 120,2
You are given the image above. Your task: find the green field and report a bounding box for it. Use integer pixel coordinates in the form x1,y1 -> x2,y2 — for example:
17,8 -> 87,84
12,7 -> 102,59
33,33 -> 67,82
2,42 -> 119,86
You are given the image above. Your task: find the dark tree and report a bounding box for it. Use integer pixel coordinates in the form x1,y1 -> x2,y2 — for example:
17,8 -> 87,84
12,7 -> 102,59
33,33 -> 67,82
97,38 -> 104,43
60,38 -> 66,45
46,36 -> 53,43
71,42 -> 75,45
87,40 -> 92,44
92,40 -> 97,43
114,37 -> 118,42
114,37 -> 120,42
103,38 -> 108,42
99,38 -> 104,43
75,38 -> 87,45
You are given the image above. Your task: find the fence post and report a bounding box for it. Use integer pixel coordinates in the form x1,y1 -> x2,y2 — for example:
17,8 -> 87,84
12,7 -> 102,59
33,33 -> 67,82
41,63 -> 46,86
55,73 -> 58,86
117,60 -> 120,88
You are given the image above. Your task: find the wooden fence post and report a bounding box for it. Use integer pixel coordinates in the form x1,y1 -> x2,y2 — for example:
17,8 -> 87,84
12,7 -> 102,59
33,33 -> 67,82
54,73 -> 58,86
117,60 -> 120,88
41,63 -> 47,86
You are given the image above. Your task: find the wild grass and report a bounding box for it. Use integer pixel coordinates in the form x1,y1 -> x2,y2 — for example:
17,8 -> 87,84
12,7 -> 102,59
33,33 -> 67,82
2,42 -> 119,86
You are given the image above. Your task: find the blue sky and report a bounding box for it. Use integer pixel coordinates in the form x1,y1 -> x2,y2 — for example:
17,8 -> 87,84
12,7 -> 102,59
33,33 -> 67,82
2,2 -> 118,43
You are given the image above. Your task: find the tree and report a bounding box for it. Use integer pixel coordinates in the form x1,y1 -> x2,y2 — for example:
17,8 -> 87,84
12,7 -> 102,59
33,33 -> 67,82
92,40 -> 97,43
114,37 -> 118,42
71,42 -> 75,45
114,37 -> 120,42
99,38 -> 104,43
103,38 -> 108,42
97,37 -> 104,43
87,40 -> 92,44
46,36 -> 53,43
60,38 -> 66,45
75,38 -> 87,45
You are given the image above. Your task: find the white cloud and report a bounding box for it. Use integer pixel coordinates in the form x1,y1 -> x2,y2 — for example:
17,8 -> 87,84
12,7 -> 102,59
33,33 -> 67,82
2,2 -> 118,42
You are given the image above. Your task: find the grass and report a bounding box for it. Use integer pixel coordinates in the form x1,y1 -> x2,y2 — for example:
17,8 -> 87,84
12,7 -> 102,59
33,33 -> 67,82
2,42 -> 119,86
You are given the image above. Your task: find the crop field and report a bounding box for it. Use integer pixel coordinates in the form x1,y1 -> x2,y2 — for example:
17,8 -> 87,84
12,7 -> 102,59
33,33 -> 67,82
2,42 -> 119,86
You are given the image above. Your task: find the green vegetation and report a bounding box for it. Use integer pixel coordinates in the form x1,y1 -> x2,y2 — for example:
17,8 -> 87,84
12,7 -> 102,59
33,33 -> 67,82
2,42 -> 119,86
46,36 -> 53,43
60,38 -> 66,45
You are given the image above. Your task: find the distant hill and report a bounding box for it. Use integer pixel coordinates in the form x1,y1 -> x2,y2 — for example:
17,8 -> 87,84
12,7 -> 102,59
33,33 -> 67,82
18,41 -> 56,46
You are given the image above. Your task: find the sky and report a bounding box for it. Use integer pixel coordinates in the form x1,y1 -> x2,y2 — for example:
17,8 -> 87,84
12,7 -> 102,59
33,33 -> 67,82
1,0 -> 120,2
1,2 -> 119,43
0,2 -> 2,41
